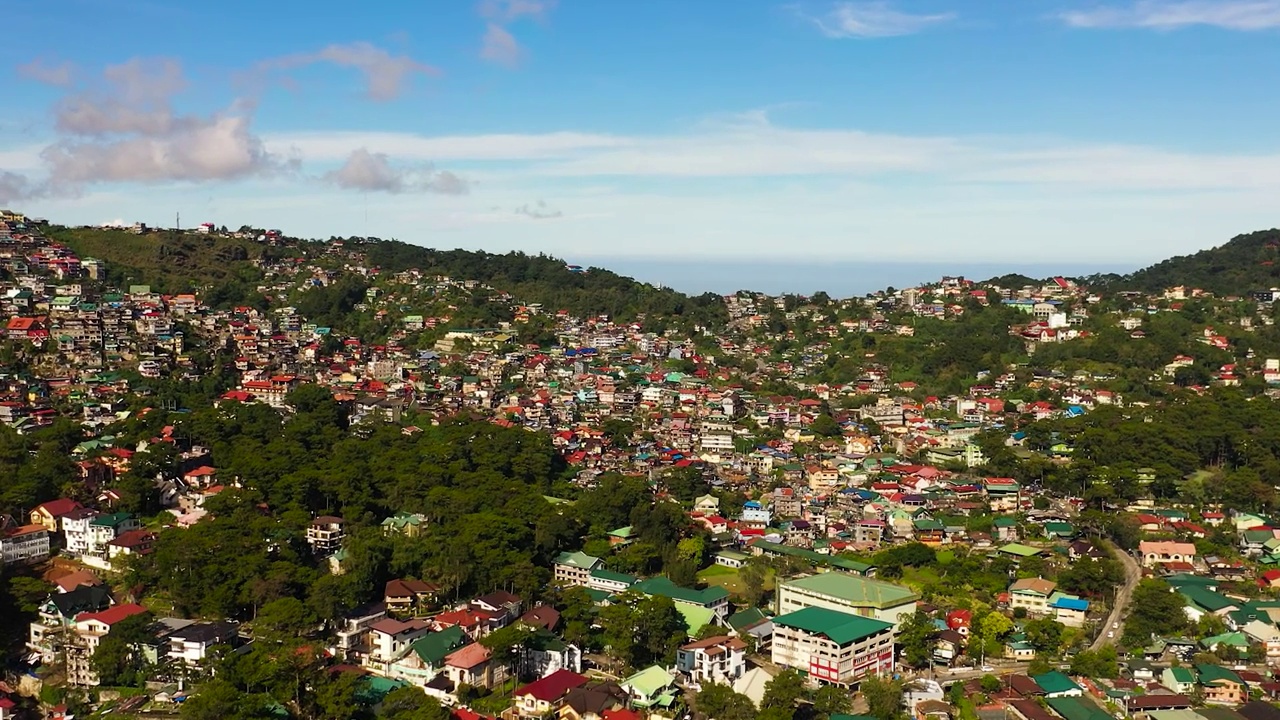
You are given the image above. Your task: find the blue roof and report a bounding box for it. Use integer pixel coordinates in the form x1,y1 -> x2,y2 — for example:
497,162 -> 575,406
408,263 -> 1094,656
1052,596 -> 1089,611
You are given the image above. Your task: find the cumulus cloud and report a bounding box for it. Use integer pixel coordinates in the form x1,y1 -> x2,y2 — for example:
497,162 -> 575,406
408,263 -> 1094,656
514,200 -> 563,219
323,148 -> 469,194
1,56 -> 284,201
17,59 -> 74,87
804,1 -> 956,38
481,24 -> 523,67
1060,0 -> 1280,30
263,42 -> 439,101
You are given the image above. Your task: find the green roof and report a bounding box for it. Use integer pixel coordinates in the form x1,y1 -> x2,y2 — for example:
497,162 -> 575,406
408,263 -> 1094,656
1195,664 -> 1244,687
781,572 -> 917,608
608,526 -> 634,538
584,588 -> 612,604
1046,697 -> 1109,720
993,517 -> 1018,527
590,568 -> 637,585
411,625 -> 467,666
1178,586 -> 1237,613
90,512 -> 135,528
1200,632 -> 1249,650
623,665 -> 677,699
727,607 -> 767,632
913,518 -> 944,531
1033,671 -> 1082,695
1166,667 -> 1195,683
555,551 -> 602,570
772,606 -> 893,645
673,604 -> 715,637
633,576 -> 728,606
999,543 -> 1043,557
750,539 -> 873,574
1044,522 -> 1075,536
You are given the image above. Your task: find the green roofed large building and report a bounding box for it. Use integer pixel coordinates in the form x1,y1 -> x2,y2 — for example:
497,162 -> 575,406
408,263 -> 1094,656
777,572 -> 918,629
634,576 -> 730,619
771,606 -> 895,685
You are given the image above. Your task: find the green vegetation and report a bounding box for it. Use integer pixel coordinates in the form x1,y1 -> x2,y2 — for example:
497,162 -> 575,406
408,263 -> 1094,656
1120,228 -> 1280,294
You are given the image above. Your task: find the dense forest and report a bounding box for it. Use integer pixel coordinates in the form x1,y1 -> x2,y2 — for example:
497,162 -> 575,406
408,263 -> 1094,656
1119,229 -> 1280,294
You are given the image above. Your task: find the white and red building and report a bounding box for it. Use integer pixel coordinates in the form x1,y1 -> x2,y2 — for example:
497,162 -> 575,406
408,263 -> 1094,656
771,606 -> 894,686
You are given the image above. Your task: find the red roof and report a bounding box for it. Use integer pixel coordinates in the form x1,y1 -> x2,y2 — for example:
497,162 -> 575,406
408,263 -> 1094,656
515,669 -> 588,702
34,498 -> 82,518
76,603 -> 147,627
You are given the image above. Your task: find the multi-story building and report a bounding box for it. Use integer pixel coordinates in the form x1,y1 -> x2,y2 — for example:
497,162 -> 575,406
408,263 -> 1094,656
1,524 -> 50,565
27,585 -> 114,664
676,635 -> 747,688
553,551 -> 602,586
307,516 -> 346,555
771,606 -> 895,686
1009,578 -> 1057,616
777,572 -> 918,629
67,603 -> 149,685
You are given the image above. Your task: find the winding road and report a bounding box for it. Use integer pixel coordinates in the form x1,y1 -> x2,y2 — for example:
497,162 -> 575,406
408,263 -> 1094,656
1090,539 -> 1142,651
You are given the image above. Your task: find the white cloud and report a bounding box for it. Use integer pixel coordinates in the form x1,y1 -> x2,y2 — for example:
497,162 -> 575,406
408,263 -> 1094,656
805,1 -> 956,38
323,148 -> 468,194
1061,0 -> 1280,30
1,57 -> 285,201
480,24 -> 523,67
269,116 -> 1280,192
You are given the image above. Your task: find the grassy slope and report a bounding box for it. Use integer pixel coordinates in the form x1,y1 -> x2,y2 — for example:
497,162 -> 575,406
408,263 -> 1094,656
46,226 -> 267,293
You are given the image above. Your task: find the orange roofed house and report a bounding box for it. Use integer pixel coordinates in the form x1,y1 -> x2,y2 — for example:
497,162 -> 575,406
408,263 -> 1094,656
1139,540 -> 1197,569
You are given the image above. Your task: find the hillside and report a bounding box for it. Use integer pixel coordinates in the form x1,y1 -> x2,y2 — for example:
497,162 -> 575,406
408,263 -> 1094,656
44,226 -> 727,326
46,225 -> 271,294
1122,229 -> 1280,294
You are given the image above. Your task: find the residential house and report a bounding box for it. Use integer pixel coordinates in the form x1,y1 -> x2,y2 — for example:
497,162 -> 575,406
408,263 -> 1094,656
1198,664 -> 1247,705
385,579 -> 437,615
68,603 -> 149,685
1031,671 -> 1083,698
676,635 -> 747,688
166,621 -> 239,667
1139,541 -> 1197,569
1049,593 -> 1089,627
29,498 -> 82,534
1161,667 -> 1197,695
443,642 -> 506,690
620,666 -> 680,712
771,606 -> 894,685
512,669 -> 589,718
1009,578 -> 1057,616
307,516 -> 345,555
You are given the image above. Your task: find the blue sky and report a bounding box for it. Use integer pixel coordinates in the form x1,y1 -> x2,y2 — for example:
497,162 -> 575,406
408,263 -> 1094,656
4,0 -> 1280,268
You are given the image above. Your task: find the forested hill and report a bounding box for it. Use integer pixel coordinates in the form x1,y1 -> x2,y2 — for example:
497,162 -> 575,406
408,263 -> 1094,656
357,238 -> 728,327
1120,228 -> 1280,294
44,225 -> 727,327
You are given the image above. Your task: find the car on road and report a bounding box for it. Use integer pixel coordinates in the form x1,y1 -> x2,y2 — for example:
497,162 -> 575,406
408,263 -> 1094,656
1107,631 -> 1114,638
981,665 -> 994,672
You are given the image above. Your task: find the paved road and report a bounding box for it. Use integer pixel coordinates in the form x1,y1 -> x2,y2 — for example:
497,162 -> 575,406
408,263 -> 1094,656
1090,539 -> 1141,651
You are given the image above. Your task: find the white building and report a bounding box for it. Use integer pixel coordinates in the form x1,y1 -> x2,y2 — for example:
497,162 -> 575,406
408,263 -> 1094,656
676,635 -> 747,688
771,606 -> 895,686
1,524 -> 50,565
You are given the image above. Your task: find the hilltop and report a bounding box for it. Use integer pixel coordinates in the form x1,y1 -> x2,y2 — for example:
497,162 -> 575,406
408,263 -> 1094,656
1120,228 -> 1280,295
